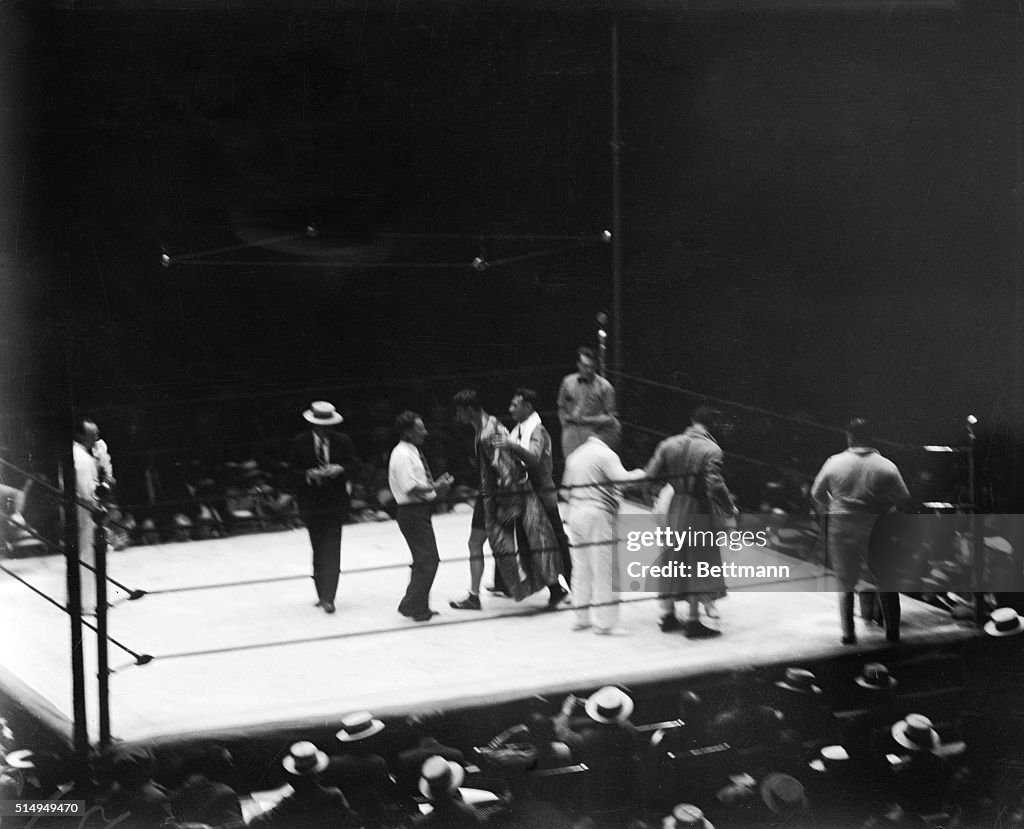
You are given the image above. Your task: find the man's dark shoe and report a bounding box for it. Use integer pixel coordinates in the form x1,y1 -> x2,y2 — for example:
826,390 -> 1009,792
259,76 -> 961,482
322,601 -> 336,614
314,600 -> 324,608
546,585 -> 568,609
660,614 -> 682,633
450,594 -> 482,610
841,634 -> 857,645
684,620 -> 721,639
412,610 -> 438,622
885,630 -> 900,643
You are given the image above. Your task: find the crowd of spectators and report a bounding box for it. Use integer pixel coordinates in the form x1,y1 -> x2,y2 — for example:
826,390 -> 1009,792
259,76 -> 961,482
4,619 -> 1024,829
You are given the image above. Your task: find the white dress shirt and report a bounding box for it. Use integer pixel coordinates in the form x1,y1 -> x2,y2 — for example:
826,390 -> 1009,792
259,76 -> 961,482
388,440 -> 435,505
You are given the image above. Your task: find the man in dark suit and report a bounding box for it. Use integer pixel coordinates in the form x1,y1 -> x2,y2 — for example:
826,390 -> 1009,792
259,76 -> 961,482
292,401 -> 361,614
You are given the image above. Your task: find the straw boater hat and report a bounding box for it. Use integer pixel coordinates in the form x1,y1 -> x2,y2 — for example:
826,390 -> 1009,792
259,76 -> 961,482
775,667 -> 822,695
282,742 -> 328,776
759,773 -> 808,815
855,662 -> 898,691
985,607 -> 1024,637
336,711 -> 386,742
4,749 -> 38,769
808,744 -> 850,774
303,401 -> 343,426
418,755 -> 465,800
664,803 -> 715,829
890,714 -> 940,752
584,686 -> 634,724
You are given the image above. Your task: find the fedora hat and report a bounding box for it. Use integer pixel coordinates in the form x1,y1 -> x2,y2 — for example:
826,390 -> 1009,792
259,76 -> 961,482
584,686 -> 634,724
664,803 -> 714,829
809,744 -> 849,773
282,741 -> 328,776
775,667 -> 821,695
855,662 -> 897,691
4,749 -> 37,769
303,401 -> 343,426
336,711 -> 385,742
760,773 -> 808,815
418,755 -> 465,800
985,607 -> 1024,637
891,714 -> 939,752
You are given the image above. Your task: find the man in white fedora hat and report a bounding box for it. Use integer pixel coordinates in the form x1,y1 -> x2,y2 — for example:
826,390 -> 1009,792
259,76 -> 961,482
291,401 -> 361,614
250,741 -> 359,828
553,686 -> 638,818
414,756 -> 481,827
324,712 -> 390,827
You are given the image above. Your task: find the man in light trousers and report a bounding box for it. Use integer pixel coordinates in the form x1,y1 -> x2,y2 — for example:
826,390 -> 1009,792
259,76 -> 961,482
562,419 -> 645,635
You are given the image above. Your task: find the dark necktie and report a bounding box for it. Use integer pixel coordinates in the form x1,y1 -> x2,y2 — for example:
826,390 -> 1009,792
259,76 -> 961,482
317,435 -> 329,466
417,448 -> 434,484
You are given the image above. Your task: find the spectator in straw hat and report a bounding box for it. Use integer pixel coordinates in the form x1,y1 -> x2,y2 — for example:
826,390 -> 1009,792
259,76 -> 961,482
324,712 -> 392,828
290,401 -> 361,615
883,714 -> 968,817
250,742 -> 359,829
772,667 -> 839,751
554,686 -> 639,818
844,663 -> 901,758
413,756 -> 481,828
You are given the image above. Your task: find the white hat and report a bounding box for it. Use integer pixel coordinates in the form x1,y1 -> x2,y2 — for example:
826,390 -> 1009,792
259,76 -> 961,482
4,749 -> 36,769
282,742 -> 328,776
775,667 -> 822,695
664,803 -> 714,829
809,744 -> 850,773
418,755 -> 465,800
303,401 -> 343,426
336,711 -> 385,742
854,662 -> 898,691
985,607 -> 1024,637
891,714 -> 940,752
584,686 -> 634,724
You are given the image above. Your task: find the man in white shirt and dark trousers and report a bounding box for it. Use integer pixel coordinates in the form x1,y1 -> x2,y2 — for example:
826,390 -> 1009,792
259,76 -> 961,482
562,418 -> 646,635
389,411 -> 453,623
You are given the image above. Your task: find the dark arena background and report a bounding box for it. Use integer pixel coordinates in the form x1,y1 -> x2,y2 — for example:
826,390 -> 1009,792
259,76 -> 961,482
4,1 -> 1024,828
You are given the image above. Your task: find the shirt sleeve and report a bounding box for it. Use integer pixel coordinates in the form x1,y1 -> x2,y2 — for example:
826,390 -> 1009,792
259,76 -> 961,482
602,450 -> 646,485
810,460 -> 832,506
882,463 -> 911,507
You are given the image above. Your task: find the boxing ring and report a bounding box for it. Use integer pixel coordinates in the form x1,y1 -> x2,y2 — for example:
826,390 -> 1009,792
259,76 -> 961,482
0,505 -> 971,748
